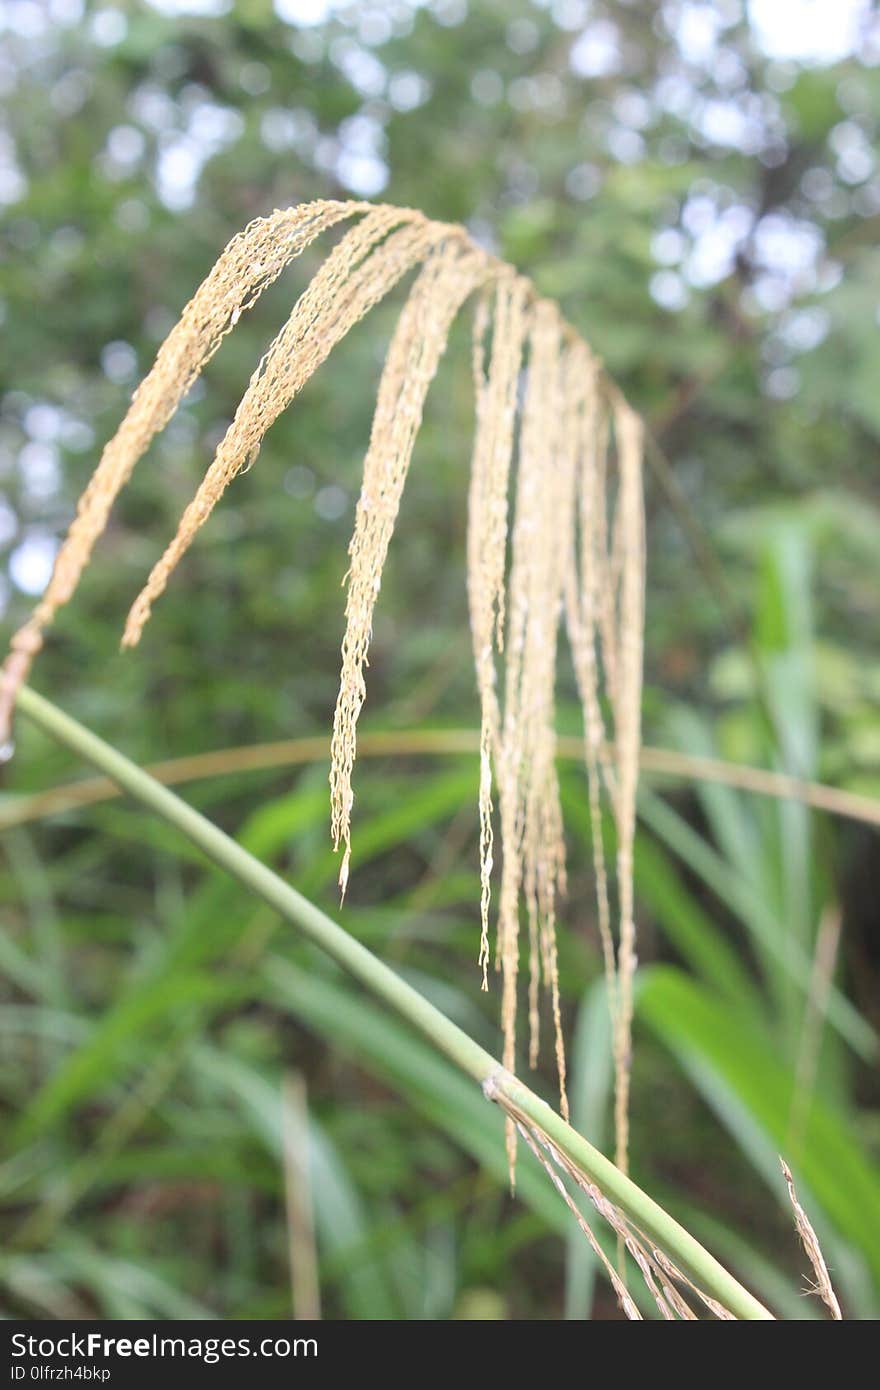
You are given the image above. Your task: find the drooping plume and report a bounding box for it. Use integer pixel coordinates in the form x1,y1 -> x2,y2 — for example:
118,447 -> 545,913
0,199 -> 365,736
329,238 -> 490,897
1,201 -> 646,1181
122,206 -> 447,647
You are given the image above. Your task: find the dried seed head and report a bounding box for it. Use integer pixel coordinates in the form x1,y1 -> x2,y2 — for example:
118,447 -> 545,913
2,202 -> 647,1185
780,1157 -> 843,1319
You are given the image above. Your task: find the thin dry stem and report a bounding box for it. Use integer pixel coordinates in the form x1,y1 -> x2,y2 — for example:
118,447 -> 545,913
780,1157 -> 843,1319
507,1094 -> 734,1320
4,731 -> 877,838
517,1120 -> 642,1319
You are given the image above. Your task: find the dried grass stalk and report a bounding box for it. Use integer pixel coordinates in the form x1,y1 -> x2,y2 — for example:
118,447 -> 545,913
494,1085 -> 735,1319
780,1157 -> 843,1319
2,201 -> 647,1176
516,1120 -> 642,1320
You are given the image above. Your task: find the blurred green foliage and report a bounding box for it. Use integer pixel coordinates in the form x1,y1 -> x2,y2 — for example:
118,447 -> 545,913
1,0 -> 879,1319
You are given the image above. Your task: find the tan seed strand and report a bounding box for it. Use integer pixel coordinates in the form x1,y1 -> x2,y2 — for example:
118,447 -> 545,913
466,274 -> 528,989
329,238 -> 491,896
0,199 -> 362,737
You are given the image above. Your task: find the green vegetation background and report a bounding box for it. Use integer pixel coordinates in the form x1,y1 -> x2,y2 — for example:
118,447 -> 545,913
1,0 -> 879,1319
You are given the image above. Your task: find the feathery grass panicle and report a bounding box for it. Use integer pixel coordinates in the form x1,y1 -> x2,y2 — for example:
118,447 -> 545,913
1,201 -> 647,1175
122,206 -> 445,648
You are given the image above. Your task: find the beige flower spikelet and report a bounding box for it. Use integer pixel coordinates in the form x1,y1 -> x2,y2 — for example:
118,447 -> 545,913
1,201 -> 647,1180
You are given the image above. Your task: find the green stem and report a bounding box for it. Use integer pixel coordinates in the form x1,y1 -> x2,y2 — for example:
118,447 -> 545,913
14,683 -> 773,1320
